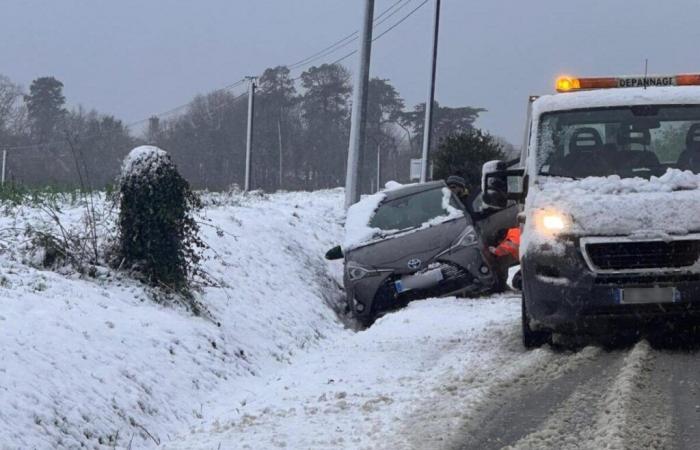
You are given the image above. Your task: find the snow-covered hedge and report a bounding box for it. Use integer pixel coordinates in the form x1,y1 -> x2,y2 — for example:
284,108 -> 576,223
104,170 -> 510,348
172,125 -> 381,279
116,146 -> 204,300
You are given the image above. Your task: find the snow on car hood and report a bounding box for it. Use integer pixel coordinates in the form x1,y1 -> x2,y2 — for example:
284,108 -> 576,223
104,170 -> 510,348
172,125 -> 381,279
343,182 -> 463,251
532,169 -> 700,236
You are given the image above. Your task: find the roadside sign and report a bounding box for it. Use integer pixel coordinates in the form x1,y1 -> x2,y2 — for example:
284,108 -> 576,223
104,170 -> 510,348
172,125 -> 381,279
410,159 -> 433,181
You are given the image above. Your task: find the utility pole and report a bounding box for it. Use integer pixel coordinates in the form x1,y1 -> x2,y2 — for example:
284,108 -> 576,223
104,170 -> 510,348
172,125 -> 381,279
277,118 -> 283,190
244,76 -> 257,192
376,143 -> 381,192
1,149 -> 6,186
420,0 -> 441,183
345,0 -> 375,209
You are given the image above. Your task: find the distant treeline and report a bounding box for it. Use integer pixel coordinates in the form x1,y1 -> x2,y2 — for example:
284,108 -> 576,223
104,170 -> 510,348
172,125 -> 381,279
0,66 -> 508,192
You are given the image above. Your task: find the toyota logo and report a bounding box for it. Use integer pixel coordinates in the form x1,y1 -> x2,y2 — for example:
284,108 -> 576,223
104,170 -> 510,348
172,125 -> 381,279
407,258 -> 422,270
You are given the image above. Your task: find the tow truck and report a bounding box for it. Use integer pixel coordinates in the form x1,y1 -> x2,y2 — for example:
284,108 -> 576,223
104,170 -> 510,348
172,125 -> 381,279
482,73 -> 700,347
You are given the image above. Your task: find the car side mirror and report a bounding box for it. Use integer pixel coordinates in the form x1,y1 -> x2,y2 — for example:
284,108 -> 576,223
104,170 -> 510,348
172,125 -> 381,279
481,160 -> 525,209
325,245 -> 344,260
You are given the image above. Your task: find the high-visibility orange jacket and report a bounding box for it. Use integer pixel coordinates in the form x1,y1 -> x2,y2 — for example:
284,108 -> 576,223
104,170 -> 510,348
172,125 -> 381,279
491,227 -> 520,260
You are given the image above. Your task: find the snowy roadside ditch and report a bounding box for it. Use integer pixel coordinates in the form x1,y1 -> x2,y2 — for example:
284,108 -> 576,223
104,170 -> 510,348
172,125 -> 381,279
165,295 -> 530,450
0,188 -> 347,448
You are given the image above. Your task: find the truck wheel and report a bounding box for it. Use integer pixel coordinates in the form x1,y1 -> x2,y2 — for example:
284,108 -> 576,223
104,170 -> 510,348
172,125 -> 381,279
522,296 -> 551,348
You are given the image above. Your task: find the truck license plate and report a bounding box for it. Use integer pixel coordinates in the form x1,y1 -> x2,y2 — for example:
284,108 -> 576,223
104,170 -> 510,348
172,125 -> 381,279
620,287 -> 676,304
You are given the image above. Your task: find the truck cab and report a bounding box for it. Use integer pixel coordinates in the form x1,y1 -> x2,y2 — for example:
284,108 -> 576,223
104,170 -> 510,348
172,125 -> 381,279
482,73 -> 700,347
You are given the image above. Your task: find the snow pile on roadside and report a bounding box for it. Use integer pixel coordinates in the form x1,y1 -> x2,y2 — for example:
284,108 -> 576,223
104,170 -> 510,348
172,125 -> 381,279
165,295 -> 529,450
0,189 -> 346,449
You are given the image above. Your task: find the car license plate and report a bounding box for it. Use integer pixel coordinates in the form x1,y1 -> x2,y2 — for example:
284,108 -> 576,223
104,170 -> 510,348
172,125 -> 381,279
395,268 -> 443,294
620,287 -> 676,304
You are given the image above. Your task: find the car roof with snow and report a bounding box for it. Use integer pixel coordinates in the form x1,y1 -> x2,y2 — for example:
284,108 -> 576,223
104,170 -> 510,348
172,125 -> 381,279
383,180 -> 445,201
532,85 -> 700,116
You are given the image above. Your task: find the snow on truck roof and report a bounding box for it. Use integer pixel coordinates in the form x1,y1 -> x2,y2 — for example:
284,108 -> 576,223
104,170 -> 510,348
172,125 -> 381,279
532,85 -> 700,116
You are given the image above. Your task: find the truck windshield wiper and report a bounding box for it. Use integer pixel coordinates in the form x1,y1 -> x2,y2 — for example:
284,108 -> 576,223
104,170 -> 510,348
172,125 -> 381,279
538,171 -> 580,180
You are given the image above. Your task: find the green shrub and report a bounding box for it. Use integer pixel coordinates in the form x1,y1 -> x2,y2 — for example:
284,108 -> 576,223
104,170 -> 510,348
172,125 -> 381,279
115,146 -> 205,305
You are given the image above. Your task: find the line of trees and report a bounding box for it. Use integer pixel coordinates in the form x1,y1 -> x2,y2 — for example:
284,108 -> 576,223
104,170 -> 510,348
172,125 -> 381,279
0,66 -> 508,192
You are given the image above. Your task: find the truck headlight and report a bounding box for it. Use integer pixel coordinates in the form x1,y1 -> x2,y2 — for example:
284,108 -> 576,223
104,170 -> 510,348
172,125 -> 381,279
534,209 -> 571,235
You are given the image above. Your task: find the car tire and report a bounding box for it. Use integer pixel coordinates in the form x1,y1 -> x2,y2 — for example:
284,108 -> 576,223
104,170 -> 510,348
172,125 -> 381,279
522,294 -> 551,349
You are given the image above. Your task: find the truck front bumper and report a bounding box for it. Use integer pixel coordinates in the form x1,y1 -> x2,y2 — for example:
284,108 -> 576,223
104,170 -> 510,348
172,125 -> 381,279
522,247 -> 700,335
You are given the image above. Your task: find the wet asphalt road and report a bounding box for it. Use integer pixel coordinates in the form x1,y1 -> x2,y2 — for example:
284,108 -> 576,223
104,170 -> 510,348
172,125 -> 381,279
452,338 -> 700,450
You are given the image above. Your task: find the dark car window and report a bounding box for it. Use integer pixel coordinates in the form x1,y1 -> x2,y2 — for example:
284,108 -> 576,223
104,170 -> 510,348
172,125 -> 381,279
538,105 -> 700,179
369,187 -> 452,231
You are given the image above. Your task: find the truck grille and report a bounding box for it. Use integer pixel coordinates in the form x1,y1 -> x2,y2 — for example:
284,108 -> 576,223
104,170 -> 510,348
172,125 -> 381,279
585,240 -> 700,271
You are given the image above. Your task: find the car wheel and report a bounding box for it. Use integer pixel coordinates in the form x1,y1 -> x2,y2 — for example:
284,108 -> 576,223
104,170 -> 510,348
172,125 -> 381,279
522,294 -> 551,349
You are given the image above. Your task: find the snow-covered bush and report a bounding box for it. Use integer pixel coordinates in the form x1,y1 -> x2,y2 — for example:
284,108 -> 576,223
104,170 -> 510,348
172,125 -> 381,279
115,146 -> 205,307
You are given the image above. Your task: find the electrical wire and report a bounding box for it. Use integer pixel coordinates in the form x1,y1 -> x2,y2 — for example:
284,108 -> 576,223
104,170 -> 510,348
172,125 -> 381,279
3,0 -> 430,151
287,0 -> 412,71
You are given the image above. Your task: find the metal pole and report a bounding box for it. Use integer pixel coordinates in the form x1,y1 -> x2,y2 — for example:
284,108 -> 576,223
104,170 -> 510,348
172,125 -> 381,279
1,149 -> 6,186
244,77 -> 256,192
345,0 -> 375,209
420,0 -> 441,183
376,143 -> 381,192
277,118 -> 283,190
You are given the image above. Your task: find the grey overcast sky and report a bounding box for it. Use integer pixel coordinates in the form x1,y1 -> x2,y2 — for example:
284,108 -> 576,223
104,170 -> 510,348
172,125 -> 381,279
3,0 -> 700,144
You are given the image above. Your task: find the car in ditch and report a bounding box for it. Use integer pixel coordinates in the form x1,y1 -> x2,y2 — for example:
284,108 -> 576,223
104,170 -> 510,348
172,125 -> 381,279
482,72 -> 700,347
326,181 -> 499,326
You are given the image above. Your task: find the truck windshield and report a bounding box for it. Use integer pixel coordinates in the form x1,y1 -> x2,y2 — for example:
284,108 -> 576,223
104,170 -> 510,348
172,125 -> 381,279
369,187 -> 459,232
537,105 -> 700,178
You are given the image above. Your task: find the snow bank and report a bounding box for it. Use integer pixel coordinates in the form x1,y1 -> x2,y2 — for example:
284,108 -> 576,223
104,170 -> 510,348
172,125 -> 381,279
0,189 -> 346,448
165,295 -> 525,450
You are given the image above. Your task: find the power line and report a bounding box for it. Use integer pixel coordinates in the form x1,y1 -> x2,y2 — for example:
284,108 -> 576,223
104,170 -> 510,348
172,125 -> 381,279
326,0 -> 430,68
287,0 -> 412,71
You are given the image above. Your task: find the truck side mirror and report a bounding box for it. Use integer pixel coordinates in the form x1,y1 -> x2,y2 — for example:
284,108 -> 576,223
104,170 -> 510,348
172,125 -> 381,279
481,160 -> 525,209
325,245 -> 344,260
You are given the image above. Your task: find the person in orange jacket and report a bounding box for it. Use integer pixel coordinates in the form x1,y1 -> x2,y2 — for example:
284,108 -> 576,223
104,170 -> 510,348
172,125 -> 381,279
489,227 -> 520,260
488,227 -> 521,291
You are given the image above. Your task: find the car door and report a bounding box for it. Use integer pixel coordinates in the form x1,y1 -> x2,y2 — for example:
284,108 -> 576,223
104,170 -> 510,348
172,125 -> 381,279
466,188 -> 518,246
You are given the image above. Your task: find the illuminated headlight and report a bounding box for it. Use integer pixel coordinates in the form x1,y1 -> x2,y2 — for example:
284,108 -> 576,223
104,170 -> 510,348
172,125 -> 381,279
455,225 -> 478,247
347,262 -> 375,281
534,209 -> 571,235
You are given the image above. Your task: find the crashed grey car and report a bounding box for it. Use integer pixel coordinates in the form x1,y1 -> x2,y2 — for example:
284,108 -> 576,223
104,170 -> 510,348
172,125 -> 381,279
327,181 -> 497,325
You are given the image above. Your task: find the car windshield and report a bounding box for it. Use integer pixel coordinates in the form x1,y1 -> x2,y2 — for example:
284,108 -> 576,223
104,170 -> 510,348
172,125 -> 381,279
369,187 -> 458,232
537,105 -> 700,179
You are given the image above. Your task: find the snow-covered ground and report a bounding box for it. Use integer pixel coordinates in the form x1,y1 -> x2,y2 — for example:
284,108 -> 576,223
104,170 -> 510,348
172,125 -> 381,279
0,189 -> 348,449
165,294 -> 529,450
5,187 -> 691,450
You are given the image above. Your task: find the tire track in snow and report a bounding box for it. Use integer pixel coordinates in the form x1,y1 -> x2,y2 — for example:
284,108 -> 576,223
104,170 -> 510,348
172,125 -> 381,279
388,330 -> 603,450
456,346 -> 616,450
445,340 -> 674,450
652,347 -> 700,450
